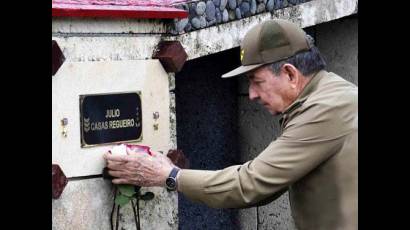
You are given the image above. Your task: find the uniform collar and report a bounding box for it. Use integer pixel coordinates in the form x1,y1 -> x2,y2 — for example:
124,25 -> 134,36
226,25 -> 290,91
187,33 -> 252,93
281,70 -> 326,115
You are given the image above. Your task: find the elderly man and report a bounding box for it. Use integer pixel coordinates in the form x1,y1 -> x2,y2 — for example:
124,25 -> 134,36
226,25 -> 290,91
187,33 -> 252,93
104,19 -> 358,230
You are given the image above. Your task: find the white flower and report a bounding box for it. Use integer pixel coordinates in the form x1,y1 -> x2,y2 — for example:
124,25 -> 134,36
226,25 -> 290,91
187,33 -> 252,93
110,144 -> 128,156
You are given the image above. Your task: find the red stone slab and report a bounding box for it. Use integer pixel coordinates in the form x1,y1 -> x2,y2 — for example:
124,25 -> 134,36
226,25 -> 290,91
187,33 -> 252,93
52,0 -> 188,19
52,164 -> 68,199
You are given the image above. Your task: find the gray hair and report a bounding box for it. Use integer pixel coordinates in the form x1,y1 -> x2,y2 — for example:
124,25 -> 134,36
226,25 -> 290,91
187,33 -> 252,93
267,35 -> 326,76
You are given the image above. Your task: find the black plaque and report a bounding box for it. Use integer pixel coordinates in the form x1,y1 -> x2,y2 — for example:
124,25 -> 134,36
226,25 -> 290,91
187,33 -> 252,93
80,92 -> 142,147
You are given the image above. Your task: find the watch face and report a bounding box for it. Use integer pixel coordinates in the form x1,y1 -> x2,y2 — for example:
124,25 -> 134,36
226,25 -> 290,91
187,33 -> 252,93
166,178 -> 176,189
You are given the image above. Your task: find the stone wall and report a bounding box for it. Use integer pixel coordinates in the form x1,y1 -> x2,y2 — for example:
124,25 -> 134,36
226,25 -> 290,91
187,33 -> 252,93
172,0 -> 313,34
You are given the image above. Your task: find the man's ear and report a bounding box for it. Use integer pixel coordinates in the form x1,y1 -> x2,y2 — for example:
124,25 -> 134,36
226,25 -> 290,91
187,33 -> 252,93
282,64 -> 299,87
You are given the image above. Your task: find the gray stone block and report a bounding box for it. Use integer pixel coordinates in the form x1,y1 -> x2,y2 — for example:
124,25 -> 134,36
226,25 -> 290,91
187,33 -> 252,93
184,22 -> 192,32
235,7 -> 242,19
240,2 -> 251,17
216,8 -> 222,23
220,0 -> 228,10
289,0 -> 297,5
229,9 -> 237,20
189,2 -> 196,13
206,1 -> 216,21
222,9 -> 229,22
200,16 -> 207,28
208,18 -> 217,26
196,2 -> 207,16
250,0 -> 257,14
191,17 -> 201,29
257,3 -> 266,13
189,3 -> 197,19
228,0 -> 237,10
175,18 -> 189,33
266,0 -> 275,11
274,0 -> 282,9
213,0 -> 221,7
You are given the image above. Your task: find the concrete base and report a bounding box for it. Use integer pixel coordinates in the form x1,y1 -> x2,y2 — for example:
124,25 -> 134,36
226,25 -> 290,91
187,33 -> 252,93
52,178 -> 114,230
52,179 -> 178,230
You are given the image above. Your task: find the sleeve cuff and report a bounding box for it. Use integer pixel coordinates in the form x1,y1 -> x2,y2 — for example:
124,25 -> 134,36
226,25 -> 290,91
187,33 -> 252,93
177,169 -> 215,202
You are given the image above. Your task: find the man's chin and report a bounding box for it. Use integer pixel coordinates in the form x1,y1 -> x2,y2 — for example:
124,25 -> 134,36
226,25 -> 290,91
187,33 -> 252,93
267,109 -> 278,116
260,104 -> 278,115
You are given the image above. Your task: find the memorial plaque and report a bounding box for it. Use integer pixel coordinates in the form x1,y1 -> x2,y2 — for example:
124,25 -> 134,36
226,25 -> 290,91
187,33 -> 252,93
80,92 -> 142,147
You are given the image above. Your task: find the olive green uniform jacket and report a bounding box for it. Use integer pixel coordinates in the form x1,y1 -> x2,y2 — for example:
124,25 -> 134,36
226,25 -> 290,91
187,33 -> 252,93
178,70 -> 358,230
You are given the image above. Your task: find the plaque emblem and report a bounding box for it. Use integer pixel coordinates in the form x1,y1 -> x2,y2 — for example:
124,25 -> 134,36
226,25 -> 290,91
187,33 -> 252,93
83,118 -> 90,133
80,92 -> 142,147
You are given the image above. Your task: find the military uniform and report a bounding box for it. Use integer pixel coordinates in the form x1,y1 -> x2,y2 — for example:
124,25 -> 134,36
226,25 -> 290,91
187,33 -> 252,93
178,70 -> 358,230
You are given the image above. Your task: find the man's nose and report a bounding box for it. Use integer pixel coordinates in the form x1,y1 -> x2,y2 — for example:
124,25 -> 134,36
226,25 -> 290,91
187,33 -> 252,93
249,87 -> 258,101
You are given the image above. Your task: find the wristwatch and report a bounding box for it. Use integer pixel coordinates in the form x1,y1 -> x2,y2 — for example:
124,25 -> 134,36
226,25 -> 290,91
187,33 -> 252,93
165,167 -> 180,191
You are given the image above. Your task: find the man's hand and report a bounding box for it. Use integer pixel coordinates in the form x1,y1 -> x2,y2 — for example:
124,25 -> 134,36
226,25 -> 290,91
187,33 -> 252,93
104,148 -> 175,187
